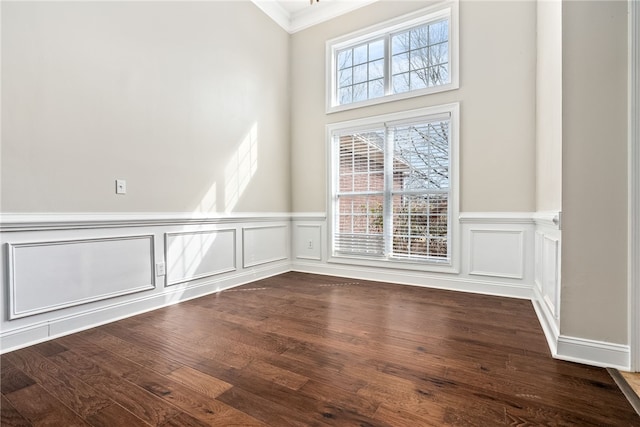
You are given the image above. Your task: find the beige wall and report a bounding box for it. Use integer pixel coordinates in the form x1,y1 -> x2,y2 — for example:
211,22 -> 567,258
561,0 -> 628,343
290,0 -> 537,213
536,0 -> 562,212
1,1 -> 291,213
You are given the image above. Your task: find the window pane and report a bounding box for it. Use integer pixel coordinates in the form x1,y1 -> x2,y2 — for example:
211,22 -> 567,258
337,49 -> 353,70
392,73 -> 410,93
430,42 -> 448,66
369,39 -> 384,61
339,87 -> 352,104
392,53 -> 410,74
392,31 -> 410,54
335,194 -> 384,257
332,113 -> 452,264
392,121 -> 450,190
353,82 -> 368,102
388,19 -> 451,95
430,65 -> 449,86
353,44 -> 368,65
429,20 -> 448,44
338,131 -> 386,192
410,48 -> 429,71
370,59 -> 384,80
331,9 -> 454,109
353,63 -> 368,84
338,69 -> 352,88
410,71 -> 428,90
369,78 -> 384,99
391,194 -> 448,259
410,25 -> 428,50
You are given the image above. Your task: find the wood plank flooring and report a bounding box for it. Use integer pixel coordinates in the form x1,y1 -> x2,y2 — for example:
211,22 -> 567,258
622,372 -> 640,398
1,272 -> 638,426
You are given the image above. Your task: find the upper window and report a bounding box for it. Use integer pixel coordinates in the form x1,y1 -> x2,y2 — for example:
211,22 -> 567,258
327,1 -> 459,113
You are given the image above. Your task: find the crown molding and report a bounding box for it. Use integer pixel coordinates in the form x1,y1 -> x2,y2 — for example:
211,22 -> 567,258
252,0 -> 378,34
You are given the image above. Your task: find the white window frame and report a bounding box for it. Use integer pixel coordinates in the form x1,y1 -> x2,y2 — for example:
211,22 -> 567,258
326,103 -> 460,274
326,0 -> 459,114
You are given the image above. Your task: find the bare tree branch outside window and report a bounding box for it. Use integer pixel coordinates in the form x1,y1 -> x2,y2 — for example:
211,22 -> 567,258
335,18 -> 449,106
391,20 -> 449,94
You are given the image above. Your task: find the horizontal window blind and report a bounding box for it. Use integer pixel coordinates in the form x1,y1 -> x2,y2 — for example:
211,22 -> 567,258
332,114 -> 451,263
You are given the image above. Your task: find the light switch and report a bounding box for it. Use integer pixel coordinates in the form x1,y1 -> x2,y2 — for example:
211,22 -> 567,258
115,179 -> 126,195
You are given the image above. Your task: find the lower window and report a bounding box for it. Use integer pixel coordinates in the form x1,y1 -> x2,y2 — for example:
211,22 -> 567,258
329,104 -> 458,268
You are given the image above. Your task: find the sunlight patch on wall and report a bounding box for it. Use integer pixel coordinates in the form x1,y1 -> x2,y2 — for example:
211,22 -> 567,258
225,123 -> 258,212
167,231 -> 220,286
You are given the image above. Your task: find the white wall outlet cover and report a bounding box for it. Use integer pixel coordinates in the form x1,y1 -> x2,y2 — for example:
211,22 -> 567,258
155,262 -> 166,276
115,179 -> 127,194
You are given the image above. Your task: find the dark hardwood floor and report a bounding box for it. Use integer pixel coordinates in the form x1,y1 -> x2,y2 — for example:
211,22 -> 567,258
1,272 -> 638,426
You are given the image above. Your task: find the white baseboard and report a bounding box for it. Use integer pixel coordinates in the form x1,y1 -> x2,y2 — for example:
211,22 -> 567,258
531,285 -> 559,356
292,261 -> 533,300
556,335 -> 630,370
531,285 -> 630,370
0,261 -> 290,354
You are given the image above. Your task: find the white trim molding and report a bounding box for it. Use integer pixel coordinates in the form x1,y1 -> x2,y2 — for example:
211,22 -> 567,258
293,260 -> 534,300
326,103 -> 461,275
459,212 -> 535,225
242,224 -> 289,268
468,229 -> 525,279
0,212 -> 292,353
629,0 -> 640,372
556,336 -> 630,371
7,235 -> 156,319
532,210 -> 562,364
532,284 -> 560,356
251,0 -> 378,34
0,212 -> 294,232
532,211 -> 562,230
164,229 -> 237,286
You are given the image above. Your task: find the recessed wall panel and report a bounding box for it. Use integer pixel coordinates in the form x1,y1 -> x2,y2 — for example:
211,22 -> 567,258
469,229 -> 524,279
8,235 -> 155,319
542,235 -> 559,318
165,229 -> 236,286
243,225 -> 288,268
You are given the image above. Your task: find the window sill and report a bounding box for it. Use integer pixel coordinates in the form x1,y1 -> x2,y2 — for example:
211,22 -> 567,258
328,254 -> 459,275
326,82 -> 459,115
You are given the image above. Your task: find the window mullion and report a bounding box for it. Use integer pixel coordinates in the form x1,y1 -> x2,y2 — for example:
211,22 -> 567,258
384,34 -> 391,96
383,127 -> 394,257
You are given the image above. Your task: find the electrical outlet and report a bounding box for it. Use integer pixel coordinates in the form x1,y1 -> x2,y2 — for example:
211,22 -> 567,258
156,262 -> 166,276
307,239 -> 313,249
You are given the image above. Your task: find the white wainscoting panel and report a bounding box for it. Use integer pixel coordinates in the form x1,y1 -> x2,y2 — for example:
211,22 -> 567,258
532,211 -> 562,360
542,235 -> 559,318
294,224 -> 323,261
0,213 -> 293,353
243,224 -> 289,268
165,229 -> 236,286
7,235 -> 155,319
468,229 -> 524,279
535,231 -> 543,292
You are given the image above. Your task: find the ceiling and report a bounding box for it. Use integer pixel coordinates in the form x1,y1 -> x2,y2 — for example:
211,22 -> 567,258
251,0 -> 379,33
